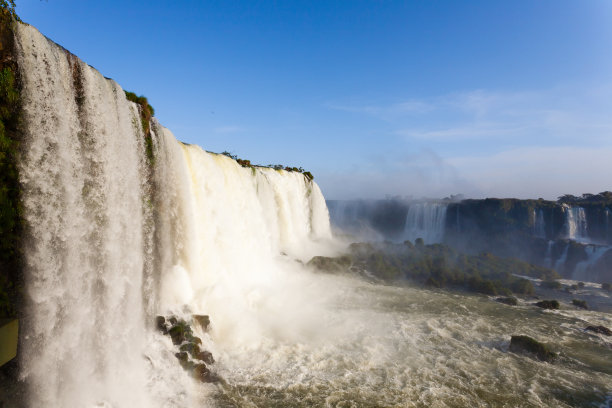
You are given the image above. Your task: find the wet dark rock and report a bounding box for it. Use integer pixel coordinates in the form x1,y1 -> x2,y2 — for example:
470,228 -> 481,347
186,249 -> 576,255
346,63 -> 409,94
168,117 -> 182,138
158,314 -> 219,382
175,351 -> 189,363
155,316 -> 167,334
192,363 -> 211,382
179,342 -> 200,355
509,335 -> 557,362
185,333 -> 202,345
535,300 -> 559,310
571,299 -> 588,309
167,320 -> 193,345
496,297 -> 518,306
194,350 -> 214,364
192,314 -> 210,331
585,325 -> 612,336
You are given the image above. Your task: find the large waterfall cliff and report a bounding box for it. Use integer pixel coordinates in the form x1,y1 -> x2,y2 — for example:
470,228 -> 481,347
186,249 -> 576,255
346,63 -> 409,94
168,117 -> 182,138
10,22 -> 333,407
2,19 -> 612,408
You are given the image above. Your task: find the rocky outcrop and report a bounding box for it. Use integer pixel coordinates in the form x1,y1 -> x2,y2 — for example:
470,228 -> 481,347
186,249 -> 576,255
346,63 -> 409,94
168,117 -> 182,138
156,315 -> 218,383
509,335 -> 557,362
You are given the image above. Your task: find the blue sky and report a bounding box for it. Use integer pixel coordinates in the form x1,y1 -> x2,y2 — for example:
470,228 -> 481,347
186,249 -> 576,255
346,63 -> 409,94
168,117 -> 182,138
16,0 -> 612,200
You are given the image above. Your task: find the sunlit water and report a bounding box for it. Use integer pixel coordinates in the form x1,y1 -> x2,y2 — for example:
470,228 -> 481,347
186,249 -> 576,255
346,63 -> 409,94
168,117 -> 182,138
207,274 -> 611,408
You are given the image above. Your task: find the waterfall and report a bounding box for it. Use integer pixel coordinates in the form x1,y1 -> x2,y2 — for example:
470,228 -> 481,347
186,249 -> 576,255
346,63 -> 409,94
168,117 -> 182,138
606,208 -> 611,244
403,202 -> 447,244
572,245 -> 610,282
534,209 -> 545,238
554,242 -> 569,273
563,205 -> 588,241
543,240 -> 554,268
15,23 -> 163,407
327,200 -> 360,232
14,23 -> 333,408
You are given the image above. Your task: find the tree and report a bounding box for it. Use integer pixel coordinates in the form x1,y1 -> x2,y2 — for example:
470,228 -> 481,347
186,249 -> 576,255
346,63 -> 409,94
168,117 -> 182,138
0,0 -> 20,22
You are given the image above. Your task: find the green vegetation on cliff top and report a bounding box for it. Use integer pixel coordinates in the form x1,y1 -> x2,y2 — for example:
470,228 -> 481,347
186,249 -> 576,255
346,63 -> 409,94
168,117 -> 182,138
219,151 -> 314,181
125,90 -> 155,163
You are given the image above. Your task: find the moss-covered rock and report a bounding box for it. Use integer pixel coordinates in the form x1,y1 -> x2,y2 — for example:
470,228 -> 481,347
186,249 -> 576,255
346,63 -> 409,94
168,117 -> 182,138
167,321 -> 192,345
509,335 -> 557,362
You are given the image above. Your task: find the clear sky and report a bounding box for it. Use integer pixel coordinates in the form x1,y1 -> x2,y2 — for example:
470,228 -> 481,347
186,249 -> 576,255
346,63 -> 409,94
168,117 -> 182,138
15,0 -> 612,200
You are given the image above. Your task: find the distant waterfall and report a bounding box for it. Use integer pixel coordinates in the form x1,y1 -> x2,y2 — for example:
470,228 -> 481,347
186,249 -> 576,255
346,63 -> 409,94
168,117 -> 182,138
533,209 -> 546,238
572,245 -> 610,282
327,200 -> 364,233
403,203 -> 447,244
563,205 -> 588,241
554,242 -> 569,273
606,208 -> 611,244
543,240 -> 554,268
15,23 -> 333,408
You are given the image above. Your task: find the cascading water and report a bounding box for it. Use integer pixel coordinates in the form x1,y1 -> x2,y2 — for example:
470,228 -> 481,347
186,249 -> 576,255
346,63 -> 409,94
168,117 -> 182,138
13,23 -> 335,408
606,208 -> 611,244
403,202 -> 447,244
554,242 -> 570,274
15,23 -> 171,408
533,208 -> 545,238
573,245 -> 611,282
543,240 -> 554,268
326,200 -> 386,241
563,205 -> 588,241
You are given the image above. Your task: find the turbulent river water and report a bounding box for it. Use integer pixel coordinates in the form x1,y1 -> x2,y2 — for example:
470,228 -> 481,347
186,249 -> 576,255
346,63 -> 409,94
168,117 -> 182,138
5,22 -> 612,408
208,274 -> 612,408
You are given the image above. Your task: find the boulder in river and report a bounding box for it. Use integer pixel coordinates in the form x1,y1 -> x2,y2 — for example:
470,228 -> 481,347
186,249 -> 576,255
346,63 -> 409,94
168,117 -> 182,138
509,335 -> 557,362
535,300 -> 559,310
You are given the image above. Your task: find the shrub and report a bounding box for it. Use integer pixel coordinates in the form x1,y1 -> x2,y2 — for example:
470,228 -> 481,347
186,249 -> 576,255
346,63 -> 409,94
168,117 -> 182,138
535,300 -> 559,309
571,299 -> 588,309
540,280 -> 562,290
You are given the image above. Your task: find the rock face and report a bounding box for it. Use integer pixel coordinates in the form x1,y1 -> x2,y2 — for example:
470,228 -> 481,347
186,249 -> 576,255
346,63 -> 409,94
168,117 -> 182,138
585,325 -> 612,336
156,315 -> 218,383
509,335 -> 557,362
535,300 -> 560,310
